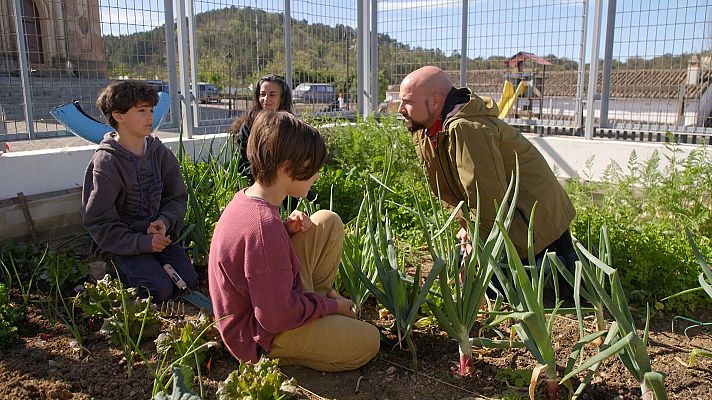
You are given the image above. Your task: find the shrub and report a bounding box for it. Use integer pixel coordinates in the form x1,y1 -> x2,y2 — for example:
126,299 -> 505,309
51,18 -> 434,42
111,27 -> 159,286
566,145 -> 712,313
0,283 -> 24,348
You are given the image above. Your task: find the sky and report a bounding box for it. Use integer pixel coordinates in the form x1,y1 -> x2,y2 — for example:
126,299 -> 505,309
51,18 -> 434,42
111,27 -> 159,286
99,0 -> 712,62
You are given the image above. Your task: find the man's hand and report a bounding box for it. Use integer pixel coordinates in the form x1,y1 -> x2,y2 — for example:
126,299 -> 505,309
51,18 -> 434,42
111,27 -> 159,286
284,210 -> 313,236
148,219 -> 167,237
457,227 -> 472,255
327,288 -> 355,318
151,234 -> 172,252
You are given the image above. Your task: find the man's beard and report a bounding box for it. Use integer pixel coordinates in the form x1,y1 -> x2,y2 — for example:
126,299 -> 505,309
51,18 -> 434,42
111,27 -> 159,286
405,118 -> 429,133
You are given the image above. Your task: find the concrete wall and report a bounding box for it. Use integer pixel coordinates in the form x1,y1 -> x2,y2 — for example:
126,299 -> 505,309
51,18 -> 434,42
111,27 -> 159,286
527,135 -> 696,182
0,134 -> 228,242
0,133 -> 701,242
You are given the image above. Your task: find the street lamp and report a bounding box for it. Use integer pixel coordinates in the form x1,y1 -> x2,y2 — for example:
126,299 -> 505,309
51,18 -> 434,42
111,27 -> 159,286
226,52 -> 234,115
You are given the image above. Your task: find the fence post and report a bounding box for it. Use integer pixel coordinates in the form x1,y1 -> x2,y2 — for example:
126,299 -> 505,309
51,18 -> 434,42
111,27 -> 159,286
11,0 -> 35,140
175,0 -> 194,138
599,0 -> 617,128
164,0 -> 181,130
0,105 -> 5,137
585,0 -> 604,140
357,0 -> 368,117
460,0 -> 468,88
284,0 -> 293,89
187,0 -> 200,128
370,0 -> 379,113
575,0 -> 589,131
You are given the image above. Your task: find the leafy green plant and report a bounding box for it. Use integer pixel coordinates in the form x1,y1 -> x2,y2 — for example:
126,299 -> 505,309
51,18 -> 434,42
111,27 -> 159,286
314,116 -> 429,246
153,314 -> 221,397
563,228 -> 668,400
81,274 -> 160,377
567,144 -> 712,312
155,314 -> 221,370
152,366 -> 202,400
0,283 -> 24,348
217,356 -> 296,400
39,251 -> 89,293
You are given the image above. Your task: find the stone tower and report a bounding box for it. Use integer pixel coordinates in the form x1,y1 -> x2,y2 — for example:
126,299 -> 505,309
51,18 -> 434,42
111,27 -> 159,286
0,0 -> 107,78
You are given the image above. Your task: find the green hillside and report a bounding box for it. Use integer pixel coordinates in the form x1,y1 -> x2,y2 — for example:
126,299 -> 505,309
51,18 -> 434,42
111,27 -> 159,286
102,5 -> 700,97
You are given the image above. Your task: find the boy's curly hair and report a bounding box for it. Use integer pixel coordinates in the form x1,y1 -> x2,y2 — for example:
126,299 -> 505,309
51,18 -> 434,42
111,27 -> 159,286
96,80 -> 159,128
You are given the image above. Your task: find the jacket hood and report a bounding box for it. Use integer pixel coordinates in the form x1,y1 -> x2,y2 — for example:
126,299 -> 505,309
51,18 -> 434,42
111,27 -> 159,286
97,133 -> 160,159
447,89 -> 499,121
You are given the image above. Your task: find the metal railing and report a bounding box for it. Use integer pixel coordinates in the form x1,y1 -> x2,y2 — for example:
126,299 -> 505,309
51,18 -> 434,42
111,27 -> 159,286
0,0 -> 710,143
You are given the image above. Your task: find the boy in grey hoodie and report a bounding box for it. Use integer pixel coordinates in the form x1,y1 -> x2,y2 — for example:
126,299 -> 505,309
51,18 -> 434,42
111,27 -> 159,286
81,80 -> 198,302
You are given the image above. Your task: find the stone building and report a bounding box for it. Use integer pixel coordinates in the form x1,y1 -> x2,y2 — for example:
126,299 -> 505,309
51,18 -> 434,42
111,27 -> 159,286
0,0 -> 106,78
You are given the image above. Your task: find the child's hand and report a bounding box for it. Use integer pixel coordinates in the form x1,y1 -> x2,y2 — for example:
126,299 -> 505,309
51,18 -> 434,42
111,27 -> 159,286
148,219 -> 167,236
457,227 -> 472,255
327,288 -> 355,318
284,210 -> 312,235
151,234 -> 172,252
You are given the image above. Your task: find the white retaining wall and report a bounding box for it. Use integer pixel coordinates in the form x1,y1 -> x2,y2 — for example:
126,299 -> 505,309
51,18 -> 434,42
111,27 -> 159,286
0,133 -> 700,242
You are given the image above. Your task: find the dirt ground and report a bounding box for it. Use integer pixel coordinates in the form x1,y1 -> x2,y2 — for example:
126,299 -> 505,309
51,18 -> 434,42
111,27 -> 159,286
1,272 -> 711,400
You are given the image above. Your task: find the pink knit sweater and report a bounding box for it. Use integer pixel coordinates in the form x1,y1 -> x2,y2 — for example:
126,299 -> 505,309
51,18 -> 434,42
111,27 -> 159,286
208,190 -> 338,362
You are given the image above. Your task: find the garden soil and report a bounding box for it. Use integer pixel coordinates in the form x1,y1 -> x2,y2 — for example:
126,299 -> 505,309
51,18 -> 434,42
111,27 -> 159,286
1,268 -> 711,400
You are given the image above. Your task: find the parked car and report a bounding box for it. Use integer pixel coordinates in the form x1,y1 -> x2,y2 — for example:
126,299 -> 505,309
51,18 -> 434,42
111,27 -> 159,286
197,83 -> 219,103
292,83 -> 336,104
146,80 -> 169,93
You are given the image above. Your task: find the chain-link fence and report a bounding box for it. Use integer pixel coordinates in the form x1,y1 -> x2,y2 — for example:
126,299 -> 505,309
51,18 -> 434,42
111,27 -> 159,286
1,0 -> 711,143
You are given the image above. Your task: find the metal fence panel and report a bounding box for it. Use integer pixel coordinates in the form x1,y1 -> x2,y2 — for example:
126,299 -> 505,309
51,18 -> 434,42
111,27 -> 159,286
377,0 -> 588,127
190,1 -> 285,128
468,0 -> 588,128
2,0 -> 711,143
290,0 -> 357,113
378,0 -> 464,114
603,0 -> 712,134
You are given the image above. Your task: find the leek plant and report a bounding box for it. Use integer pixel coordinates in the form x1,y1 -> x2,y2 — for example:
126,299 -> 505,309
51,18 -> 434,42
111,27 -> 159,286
547,227 -> 611,346
352,184 -> 444,368
562,228 -> 668,400
416,164 -> 523,376
339,196 -> 378,317
496,221 -> 618,400
178,136 -> 246,266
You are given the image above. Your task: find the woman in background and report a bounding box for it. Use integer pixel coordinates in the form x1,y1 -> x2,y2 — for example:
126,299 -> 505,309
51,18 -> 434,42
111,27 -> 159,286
229,74 -> 294,183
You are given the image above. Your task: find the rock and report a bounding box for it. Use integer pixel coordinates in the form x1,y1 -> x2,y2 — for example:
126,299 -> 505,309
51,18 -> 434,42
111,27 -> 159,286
386,366 -> 397,375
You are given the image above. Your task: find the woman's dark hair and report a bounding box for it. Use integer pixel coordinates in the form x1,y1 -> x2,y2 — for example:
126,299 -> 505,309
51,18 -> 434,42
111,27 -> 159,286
247,110 -> 326,186
228,74 -> 293,136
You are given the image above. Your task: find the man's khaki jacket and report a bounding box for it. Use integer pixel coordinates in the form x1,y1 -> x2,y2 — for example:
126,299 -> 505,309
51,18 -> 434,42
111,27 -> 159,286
412,91 -> 575,257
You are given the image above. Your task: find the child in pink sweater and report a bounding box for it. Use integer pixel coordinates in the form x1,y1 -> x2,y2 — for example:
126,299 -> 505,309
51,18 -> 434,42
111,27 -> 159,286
208,111 -> 379,372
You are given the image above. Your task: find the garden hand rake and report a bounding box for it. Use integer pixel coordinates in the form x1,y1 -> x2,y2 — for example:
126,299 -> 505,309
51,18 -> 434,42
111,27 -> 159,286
162,264 -> 213,314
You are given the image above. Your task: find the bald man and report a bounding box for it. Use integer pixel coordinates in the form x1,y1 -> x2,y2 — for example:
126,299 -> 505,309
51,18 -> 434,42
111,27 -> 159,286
399,66 -> 575,263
